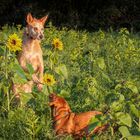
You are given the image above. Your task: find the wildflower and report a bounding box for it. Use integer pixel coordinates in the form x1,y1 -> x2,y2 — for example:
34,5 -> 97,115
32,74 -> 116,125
119,28 -> 129,35
99,29 -> 105,40
52,38 -> 63,50
7,33 -> 22,52
43,74 -> 56,86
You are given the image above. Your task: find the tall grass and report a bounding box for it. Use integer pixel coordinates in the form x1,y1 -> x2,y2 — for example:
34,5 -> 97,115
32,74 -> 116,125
0,24 -> 140,140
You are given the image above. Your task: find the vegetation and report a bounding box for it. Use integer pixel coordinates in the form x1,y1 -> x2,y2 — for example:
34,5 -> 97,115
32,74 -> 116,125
0,24 -> 140,140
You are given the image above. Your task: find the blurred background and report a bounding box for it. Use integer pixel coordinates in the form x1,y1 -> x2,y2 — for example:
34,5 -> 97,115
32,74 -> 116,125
0,0 -> 140,31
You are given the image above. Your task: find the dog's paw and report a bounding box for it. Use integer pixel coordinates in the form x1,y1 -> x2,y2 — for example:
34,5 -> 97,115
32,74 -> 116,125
32,74 -> 40,84
37,83 -> 43,91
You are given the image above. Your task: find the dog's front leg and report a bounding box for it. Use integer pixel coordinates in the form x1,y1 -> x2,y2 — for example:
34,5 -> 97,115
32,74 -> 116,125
32,73 -> 40,83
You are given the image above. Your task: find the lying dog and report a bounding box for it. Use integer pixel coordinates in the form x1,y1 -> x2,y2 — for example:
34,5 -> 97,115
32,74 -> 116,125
49,93 -> 108,139
13,13 -> 48,98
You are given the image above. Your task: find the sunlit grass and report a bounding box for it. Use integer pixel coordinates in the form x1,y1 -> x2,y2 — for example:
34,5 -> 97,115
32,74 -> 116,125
0,24 -> 139,139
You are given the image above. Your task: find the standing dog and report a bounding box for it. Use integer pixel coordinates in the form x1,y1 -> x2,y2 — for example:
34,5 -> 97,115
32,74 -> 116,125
13,13 -> 48,98
49,93 -> 108,139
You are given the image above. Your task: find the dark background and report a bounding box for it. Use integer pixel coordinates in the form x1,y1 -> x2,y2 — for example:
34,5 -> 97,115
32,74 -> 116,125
0,0 -> 140,31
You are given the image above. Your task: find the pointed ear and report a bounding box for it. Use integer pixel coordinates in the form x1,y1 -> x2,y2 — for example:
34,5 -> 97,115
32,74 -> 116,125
39,15 -> 48,25
26,13 -> 34,24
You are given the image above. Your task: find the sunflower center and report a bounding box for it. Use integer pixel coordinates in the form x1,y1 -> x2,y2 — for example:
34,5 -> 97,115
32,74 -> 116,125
55,42 -> 59,48
11,39 -> 16,45
47,78 -> 51,83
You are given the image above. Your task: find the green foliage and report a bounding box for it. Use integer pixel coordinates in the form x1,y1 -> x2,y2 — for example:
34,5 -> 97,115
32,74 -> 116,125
0,25 -> 140,139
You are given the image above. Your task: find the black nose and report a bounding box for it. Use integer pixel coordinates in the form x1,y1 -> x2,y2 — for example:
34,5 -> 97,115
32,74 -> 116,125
49,93 -> 57,101
39,34 -> 43,39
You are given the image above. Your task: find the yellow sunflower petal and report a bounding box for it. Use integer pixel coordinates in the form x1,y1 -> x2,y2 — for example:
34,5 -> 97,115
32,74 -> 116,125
7,33 -> 22,52
43,74 -> 56,86
52,38 -> 63,51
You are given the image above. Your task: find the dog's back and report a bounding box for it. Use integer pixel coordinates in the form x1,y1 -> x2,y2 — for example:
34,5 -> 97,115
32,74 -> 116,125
49,93 -> 108,138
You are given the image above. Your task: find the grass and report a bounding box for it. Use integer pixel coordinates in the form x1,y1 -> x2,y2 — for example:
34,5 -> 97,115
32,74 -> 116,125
0,24 -> 140,140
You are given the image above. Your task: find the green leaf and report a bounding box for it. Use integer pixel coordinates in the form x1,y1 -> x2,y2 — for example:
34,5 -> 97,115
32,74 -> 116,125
82,137 -> 87,140
3,33 -> 8,40
90,77 -> 98,86
13,63 -> 27,81
116,112 -> 132,127
12,73 -> 27,84
20,93 -> 33,105
25,128 -> 33,135
35,125 -> 43,134
88,116 -> 101,133
102,72 -> 111,83
127,136 -> 140,140
59,90 -> 70,98
130,104 -> 140,118
111,101 -> 123,112
119,126 -> 131,138
115,84 -> 122,90
55,64 -> 68,79
26,63 -> 34,74
88,122 -> 99,134
126,81 -> 138,93
96,57 -> 106,69
42,85 -> 49,95
8,110 -> 15,119
118,93 -> 125,102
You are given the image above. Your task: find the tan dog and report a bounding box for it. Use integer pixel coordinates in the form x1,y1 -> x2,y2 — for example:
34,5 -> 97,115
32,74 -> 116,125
49,93 -> 108,139
13,13 -> 48,98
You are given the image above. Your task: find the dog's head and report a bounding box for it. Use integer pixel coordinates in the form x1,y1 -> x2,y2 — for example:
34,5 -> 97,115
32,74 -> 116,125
25,13 -> 48,40
49,93 -> 70,110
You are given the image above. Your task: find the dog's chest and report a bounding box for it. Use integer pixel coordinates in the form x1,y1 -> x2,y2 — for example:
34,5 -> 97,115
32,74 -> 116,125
23,41 -> 42,59
24,50 -> 41,60
18,42 -> 43,72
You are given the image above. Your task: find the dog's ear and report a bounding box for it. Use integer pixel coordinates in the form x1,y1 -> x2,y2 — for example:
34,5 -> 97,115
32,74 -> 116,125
26,13 -> 34,24
39,15 -> 48,26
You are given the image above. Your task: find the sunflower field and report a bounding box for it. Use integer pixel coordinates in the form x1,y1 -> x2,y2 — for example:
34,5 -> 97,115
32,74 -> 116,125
0,24 -> 140,140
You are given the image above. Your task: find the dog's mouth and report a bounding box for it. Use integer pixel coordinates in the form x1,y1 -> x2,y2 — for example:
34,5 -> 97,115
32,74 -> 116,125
38,34 -> 44,40
33,35 -> 44,40
36,35 -> 44,40
28,32 -> 44,40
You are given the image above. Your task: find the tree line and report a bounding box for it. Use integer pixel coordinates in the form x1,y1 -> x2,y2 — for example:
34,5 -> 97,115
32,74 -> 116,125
0,0 -> 140,31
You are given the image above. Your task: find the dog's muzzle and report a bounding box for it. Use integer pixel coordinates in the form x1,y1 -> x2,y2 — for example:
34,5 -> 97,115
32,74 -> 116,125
39,34 -> 44,40
49,93 -> 56,102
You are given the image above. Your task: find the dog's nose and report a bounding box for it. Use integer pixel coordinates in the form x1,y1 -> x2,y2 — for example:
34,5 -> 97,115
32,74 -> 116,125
49,93 -> 56,100
39,34 -> 44,39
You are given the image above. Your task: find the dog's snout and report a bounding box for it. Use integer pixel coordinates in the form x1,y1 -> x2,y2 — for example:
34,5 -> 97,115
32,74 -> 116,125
49,93 -> 57,101
39,34 -> 44,39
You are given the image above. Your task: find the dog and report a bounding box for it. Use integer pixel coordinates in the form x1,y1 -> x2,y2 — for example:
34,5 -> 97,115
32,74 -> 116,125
49,93 -> 108,139
13,13 -> 48,98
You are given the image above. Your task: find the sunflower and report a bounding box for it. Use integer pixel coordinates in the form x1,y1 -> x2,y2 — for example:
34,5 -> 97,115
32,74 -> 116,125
43,74 -> 56,86
7,33 -> 22,52
52,38 -> 63,50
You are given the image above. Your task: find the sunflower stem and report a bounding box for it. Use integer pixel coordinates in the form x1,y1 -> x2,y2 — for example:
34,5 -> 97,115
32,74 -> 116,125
47,86 -> 51,94
5,46 -> 10,111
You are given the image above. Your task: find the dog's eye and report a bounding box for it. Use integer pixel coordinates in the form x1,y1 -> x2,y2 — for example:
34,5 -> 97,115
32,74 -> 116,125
41,28 -> 44,31
34,27 -> 38,31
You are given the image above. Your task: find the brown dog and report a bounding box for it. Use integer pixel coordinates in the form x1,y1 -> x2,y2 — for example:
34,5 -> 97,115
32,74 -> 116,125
49,93 -> 108,139
13,13 -> 48,98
